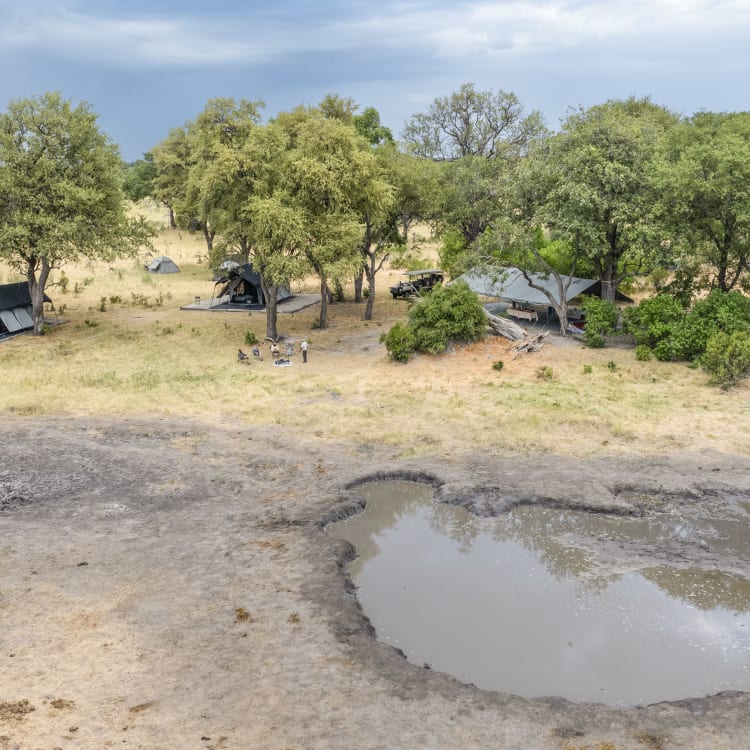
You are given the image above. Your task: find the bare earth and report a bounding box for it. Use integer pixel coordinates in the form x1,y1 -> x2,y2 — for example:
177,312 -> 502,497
2,415 -> 750,750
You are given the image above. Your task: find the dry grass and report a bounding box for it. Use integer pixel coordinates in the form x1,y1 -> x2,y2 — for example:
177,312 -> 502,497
1,224 -> 748,460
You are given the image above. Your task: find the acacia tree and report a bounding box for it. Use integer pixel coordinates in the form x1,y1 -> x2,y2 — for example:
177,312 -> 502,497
0,92 -> 146,334
402,82 -> 544,161
539,97 -> 678,301
281,113 -> 393,328
150,125 -> 191,229
657,111 -> 750,292
183,97 -> 264,263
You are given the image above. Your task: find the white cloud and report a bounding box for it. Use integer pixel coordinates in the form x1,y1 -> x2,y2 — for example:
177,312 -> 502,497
0,0 -> 748,70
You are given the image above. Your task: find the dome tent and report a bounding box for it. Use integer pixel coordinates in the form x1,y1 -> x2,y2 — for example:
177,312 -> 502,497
146,255 -> 180,274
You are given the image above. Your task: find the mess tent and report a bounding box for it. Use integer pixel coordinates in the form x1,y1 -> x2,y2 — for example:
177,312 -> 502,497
455,268 -> 632,324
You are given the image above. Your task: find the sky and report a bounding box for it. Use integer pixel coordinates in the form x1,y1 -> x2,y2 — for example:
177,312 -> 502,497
1,0 -> 749,161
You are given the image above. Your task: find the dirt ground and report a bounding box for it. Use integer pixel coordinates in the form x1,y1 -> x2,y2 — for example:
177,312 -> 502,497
2,414 -> 750,750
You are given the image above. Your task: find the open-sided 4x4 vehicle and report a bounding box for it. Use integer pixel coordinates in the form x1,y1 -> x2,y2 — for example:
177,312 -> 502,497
390,269 -> 444,299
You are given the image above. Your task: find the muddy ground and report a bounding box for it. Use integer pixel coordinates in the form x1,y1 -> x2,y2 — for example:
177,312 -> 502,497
2,416 -> 750,750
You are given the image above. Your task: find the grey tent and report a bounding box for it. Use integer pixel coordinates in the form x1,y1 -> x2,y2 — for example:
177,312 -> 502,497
214,263 -> 291,308
0,282 -> 52,338
146,255 -> 180,274
455,268 -> 632,307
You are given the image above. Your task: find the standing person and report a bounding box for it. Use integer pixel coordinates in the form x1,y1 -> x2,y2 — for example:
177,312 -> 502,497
270,341 -> 280,361
300,339 -> 308,363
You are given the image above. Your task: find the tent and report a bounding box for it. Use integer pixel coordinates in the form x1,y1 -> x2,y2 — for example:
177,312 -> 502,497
0,282 -> 52,338
214,264 -> 291,308
146,255 -> 180,274
455,268 -> 632,308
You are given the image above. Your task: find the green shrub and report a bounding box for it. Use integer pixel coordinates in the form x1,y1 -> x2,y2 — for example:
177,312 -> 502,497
624,294 -> 684,348
635,345 -> 652,361
381,321 -> 416,362
582,364 -> 593,374
244,329 -> 259,346
702,330 -> 750,387
492,360 -> 504,371
407,281 -> 486,355
580,296 -> 618,348
536,365 -> 554,380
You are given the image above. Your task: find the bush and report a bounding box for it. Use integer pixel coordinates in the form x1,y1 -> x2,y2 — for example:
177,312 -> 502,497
635,345 -> 652,361
580,296 -> 618,348
492,360 -> 504,371
624,294 -> 684,348
381,321 -> 416,362
702,330 -> 750,388
244,330 -> 259,346
381,281 -> 486,361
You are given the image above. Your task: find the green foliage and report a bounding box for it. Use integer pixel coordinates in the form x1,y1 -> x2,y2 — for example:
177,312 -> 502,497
492,360 -> 504,371
382,281 -> 485,361
607,360 -> 618,372
624,294 -> 685,348
244,330 -> 259,346
702,330 -> 750,387
580,296 -> 618,348
408,282 -> 486,355
438,228 -> 468,278
582,364 -> 593,374
122,153 -> 156,202
381,321 -> 416,362
635,345 -> 653,361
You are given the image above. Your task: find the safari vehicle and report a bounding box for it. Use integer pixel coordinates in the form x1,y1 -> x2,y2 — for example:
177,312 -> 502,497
390,269 -> 444,299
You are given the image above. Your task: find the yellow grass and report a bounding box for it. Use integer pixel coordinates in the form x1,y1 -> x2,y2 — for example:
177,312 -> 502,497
1,225 -> 748,460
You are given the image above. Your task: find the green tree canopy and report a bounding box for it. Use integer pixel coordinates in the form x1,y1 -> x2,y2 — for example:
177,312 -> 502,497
657,111 -> 750,293
536,97 -> 678,301
402,82 -> 545,161
0,92 -> 146,334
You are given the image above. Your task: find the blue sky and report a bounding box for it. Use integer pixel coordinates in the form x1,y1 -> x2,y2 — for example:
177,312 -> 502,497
1,0 -> 748,161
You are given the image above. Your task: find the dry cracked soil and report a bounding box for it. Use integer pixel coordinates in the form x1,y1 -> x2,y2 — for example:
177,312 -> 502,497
2,416 -> 750,749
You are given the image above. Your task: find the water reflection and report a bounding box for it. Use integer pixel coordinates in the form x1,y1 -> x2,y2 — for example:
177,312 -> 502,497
329,481 -> 750,706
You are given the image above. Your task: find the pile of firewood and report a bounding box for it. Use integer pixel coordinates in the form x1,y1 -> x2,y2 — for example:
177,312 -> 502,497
483,309 -> 547,356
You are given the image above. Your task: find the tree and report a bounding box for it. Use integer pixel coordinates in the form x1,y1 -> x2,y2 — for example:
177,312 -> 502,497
657,111 -> 750,292
122,152 -> 156,202
183,97 -> 264,260
280,113 -> 393,328
0,92 -> 146,334
151,125 -> 191,229
402,82 -> 544,161
538,97 -> 678,301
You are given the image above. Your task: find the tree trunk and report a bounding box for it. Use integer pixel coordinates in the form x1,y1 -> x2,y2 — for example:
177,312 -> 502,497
334,279 -> 345,303
353,268 -> 364,303
27,256 -> 50,335
364,261 -> 376,321
167,206 -> 176,229
202,224 -> 215,255
239,237 -> 250,266
318,278 -> 329,329
260,275 -> 279,340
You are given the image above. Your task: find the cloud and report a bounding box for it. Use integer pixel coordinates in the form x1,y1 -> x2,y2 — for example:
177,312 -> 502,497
0,0 -> 748,72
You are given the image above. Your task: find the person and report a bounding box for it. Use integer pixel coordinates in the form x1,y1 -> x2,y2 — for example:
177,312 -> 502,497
300,339 -> 308,363
270,342 -> 280,360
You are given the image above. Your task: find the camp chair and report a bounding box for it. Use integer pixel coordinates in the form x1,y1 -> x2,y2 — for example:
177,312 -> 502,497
251,345 -> 262,361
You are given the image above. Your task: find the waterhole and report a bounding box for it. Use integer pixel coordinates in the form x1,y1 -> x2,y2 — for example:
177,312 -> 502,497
328,480 -> 750,706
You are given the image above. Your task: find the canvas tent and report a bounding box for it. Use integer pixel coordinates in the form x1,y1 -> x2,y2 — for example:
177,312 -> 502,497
214,264 -> 291,308
146,255 -> 180,274
0,282 -> 51,338
455,268 -> 632,310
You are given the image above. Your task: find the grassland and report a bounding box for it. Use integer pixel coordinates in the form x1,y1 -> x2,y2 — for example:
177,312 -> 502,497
2,222 -> 748,460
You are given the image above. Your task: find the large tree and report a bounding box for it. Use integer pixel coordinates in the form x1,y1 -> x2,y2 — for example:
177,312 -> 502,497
538,97 -> 678,301
657,111 -> 750,292
0,92 -> 145,334
280,112 -> 393,328
402,82 -> 544,161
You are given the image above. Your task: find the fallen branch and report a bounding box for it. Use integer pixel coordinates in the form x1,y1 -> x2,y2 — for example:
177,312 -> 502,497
512,332 -> 548,358
483,309 -> 527,341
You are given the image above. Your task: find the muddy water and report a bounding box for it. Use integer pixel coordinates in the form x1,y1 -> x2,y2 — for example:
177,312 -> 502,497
329,481 -> 750,706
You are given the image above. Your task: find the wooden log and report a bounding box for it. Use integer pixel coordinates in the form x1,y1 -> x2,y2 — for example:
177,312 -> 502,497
512,332 -> 548,358
483,309 -> 527,341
